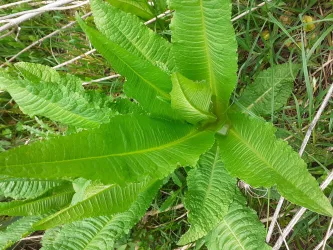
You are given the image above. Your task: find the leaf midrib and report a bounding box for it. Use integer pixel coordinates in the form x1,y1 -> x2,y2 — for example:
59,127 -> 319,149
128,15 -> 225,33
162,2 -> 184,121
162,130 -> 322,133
198,0 -> 217,96
35,185 -> 115,228
229,128 -> 312,198
98,4 -> 155,65
83,216 -> 114,249
108,43 -> 170,100
1,188 -> 74,214
36,182 -> 147,229
6,80 -> 100,127
187,149 -> 220,228
200,149 -> 220,211
246,77 -> 292,111
81,21 -> 171,100
222,218 -> 246,250
6,130 -> 204,167
222,219 -> 246,250
229,128 -> 273,173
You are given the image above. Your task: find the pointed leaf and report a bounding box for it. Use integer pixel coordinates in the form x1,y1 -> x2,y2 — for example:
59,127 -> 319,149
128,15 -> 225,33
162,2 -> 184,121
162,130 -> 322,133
178,144 -> 237,245
78,17 -> 179,120
238,63 -> 300,115
0,115 -> 214,185
105,0 -> 154,20
206,190 -> 271,250
34,179 -> 152,229
71,178 -> 92,205
91,0 -> 173,70
0,178 -> 68,200
0,184 -> 74,216
171,72 -> 215,124
0,63 -> 111,128
41,181 -> 162,249
170,0 -> 238,110
216,113 -> 333,216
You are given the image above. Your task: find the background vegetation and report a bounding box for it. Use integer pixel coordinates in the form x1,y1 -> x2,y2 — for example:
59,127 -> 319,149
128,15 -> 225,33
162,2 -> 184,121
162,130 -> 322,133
0,0 -> 332,249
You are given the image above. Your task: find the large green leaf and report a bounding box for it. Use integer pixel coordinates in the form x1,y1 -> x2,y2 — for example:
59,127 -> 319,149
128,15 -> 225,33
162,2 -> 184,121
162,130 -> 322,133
178,144 -> 236,245
0,115 -> 214,185
217,113 -> 333,216
238,63 -> 300,115
91,0 -> 174,70
0,184 -> 74,216
78,17 -> 179,120
34,179 -> 153,229
0,215 -> 45,250
105,0 -> 154,20
41,181 -> 162,249
0,63 -> 111,128
170,0 -> 238,111
0,178 -> 68,200
206,190 -> 271,250
170,72 -> 215,124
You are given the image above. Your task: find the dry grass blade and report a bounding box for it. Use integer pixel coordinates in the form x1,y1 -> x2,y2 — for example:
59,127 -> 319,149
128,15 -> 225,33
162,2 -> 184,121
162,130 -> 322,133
82,74 -> 121,85
144,9 -> 172,25
0,0 -> 33,10
320,218 -> 333,250
0,0 -> 76,33
261,209 -> 298,223
231,0 -> 272,22
52,48 -> 96,69
0,12 -> 92,68
20,235 -> 43,241
173,243 -> 195,250
276,222 -> 290,250
0,28 -> 15,39
28,1 -> 88,6
2,3 -> 88,23
312,58 -> 333,76
0,1 -> 88,21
